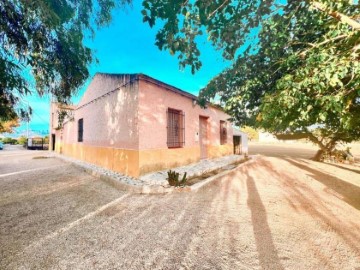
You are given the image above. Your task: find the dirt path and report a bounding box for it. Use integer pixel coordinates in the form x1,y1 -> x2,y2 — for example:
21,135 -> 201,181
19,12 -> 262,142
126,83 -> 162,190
1,149 -> 360,269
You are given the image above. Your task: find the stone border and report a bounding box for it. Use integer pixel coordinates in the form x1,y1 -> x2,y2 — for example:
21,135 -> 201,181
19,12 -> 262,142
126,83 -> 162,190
186,157 -> 256,192
93,157 -> 255,194
139,155 -> 246,185
49,152 -> 253,194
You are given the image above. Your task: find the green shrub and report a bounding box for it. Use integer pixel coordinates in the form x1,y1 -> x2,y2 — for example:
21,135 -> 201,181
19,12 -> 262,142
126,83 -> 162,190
2,137 -> 17,144
167,170 -> 187,187
17,136 -> 27,145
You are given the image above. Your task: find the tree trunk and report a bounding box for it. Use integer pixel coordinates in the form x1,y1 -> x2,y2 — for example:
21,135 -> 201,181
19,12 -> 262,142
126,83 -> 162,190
311,139 -> 338,162
274,131 -> 340,162
312,149 -> 325,161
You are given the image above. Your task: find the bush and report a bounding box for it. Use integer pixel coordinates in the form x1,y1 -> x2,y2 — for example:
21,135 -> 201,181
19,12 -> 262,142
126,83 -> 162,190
17,136 -> 27,145
321,147 -> 355,164
2,137 -> 17,144
240,126 -> 259,141
167,170 -> 187,187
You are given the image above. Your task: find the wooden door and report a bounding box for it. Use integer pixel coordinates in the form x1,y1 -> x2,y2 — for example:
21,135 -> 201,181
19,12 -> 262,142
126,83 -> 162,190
199,117 -> 208,159
233,136 -> 241,154
52,134 -> 56,151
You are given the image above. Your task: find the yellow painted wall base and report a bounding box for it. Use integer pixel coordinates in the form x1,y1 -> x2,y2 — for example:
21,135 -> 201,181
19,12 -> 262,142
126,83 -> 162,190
56,143 -> 139,177
139,147 -> 201,175
139,144 -> 233,175
208,144 -> 233,159
55,143 -> 233,178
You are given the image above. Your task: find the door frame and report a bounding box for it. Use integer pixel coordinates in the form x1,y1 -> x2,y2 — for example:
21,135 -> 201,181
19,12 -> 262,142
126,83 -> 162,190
51,134 -> 56,151
199,116 -> 209,159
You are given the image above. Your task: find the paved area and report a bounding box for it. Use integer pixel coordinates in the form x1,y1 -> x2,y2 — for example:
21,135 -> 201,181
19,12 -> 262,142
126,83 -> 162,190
1,146 -> 360,269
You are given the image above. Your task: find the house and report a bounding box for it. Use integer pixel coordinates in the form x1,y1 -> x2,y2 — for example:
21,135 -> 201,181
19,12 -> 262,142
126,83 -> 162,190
49,73 -> 234,177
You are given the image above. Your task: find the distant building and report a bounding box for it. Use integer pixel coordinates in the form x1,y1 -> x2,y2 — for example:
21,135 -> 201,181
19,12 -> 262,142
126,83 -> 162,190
50,73 -> 235,177
258,132 -> 298,143
233,128 -> 248,155
258,132 -> 279,143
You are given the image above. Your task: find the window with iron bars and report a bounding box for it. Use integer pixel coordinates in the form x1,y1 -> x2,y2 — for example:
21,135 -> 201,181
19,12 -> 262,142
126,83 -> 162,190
220,120 -> 227,144
78,118 -> 83,142
167,109 -> 185,148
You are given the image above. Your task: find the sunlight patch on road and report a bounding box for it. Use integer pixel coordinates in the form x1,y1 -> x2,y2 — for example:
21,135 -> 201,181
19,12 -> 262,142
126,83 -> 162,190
0,164 -> 68,179
23,193 -> 130,252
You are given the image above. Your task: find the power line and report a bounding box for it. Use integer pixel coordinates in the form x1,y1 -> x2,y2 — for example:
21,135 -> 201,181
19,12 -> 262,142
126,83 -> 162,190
33,110 -> 49,125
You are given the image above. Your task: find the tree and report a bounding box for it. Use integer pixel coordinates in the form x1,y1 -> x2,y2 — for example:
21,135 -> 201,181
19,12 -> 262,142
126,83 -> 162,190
142,0 -> 360,160
2,137 -> 17,144
240,126 -> 258,141
0,118 -> 19,133
0,0 -> 130,122
17,135 -> 27,145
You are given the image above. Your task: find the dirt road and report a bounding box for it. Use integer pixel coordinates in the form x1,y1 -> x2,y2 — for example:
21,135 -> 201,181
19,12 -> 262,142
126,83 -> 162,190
1,147 -> 360,269
249,141 -> 360,160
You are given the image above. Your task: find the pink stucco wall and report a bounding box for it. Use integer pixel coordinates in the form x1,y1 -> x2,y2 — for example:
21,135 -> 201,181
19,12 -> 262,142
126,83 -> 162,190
49,103 -> 59,135
51,73 -> 233,154
53,74 -> 139,150
138,79 -> 233,150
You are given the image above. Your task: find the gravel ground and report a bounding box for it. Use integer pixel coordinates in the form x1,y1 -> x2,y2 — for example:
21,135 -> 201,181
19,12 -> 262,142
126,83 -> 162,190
0,148 -> 126,268
140,155 -> 245,185
249,141 -> 360,160
1,146 -> 360,269
52,150 -> 246,188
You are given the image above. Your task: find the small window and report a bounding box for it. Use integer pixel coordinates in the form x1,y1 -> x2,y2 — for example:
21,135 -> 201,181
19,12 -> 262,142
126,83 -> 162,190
220,120 -> 227,144
78,118 -> 83,142
167,109 -> 185,148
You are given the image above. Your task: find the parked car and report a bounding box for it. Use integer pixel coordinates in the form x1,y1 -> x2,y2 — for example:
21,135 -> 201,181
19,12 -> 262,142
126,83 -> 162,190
0,141 -> 3,150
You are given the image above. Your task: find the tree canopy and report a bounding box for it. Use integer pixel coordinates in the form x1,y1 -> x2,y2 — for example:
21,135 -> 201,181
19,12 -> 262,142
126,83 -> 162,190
0,0 -> 130,123
0,118 -> 19,133
142,0 -> 360,156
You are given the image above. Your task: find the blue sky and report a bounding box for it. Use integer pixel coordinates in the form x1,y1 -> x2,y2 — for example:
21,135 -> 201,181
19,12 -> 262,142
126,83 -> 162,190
15,0 -> 233,136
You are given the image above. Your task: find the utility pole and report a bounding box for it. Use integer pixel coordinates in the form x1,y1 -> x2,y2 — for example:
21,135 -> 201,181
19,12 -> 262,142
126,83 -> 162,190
26,119 -> 29,149
26,100 -> 30,149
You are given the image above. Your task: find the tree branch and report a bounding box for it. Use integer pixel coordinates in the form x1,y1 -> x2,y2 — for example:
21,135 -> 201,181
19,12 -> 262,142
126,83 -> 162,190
298,34 -> 348,57
311,1 -> 360,30
208,0 -> 229,20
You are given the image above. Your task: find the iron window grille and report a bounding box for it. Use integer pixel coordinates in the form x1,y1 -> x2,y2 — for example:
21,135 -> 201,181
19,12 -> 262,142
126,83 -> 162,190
78,118 -> 83,142
167,109 -> 185,148
220,120 -> 227,144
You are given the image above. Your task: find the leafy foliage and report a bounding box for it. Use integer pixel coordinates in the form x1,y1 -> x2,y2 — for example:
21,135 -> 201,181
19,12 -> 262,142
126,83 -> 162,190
240,126 -> 259,141
0,118 -> 19,133
0,0 -> 130,122
2,137 -> 18,144
142,0 -> 360,156
17,135 -> 27,145
167,170 -> 188,186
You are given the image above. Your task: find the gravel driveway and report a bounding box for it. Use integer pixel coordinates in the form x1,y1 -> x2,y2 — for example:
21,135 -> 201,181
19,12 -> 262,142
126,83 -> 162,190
1,147 -> 360,269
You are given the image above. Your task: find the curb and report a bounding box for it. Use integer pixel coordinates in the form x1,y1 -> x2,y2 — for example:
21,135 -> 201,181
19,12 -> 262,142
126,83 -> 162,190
50,152 -> 254,194
188,157 -> 256,192
75,160 -> 255,195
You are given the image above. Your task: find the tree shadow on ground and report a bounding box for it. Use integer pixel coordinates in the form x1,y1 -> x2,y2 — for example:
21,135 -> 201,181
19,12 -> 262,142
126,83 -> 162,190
256,157 -> 360,257
322,162 -> 360,175
285,158 -> 360,210
245,170 -> 284,270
